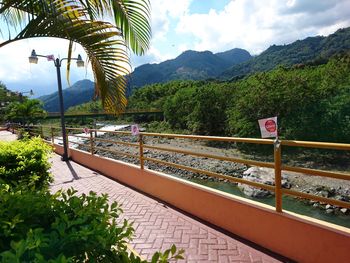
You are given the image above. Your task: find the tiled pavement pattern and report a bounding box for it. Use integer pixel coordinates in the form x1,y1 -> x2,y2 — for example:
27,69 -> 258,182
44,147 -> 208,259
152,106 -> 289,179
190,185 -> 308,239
50,154 -> 282,263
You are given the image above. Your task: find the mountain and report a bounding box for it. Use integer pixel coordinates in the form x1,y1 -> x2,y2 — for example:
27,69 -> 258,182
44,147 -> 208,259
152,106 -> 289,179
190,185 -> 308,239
130,48 -> 252,88
221,27 -> 350,79
215,48 -> 252,64
39,79 -> 94,112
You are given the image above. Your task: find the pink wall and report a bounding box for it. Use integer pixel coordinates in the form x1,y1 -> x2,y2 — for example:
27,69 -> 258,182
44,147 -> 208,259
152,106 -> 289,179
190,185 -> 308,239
54,145 -> 350,263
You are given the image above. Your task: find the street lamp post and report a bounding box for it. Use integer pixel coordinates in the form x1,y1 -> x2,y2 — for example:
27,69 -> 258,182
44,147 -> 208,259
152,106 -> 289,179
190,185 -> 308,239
17,89 -> 34,102
29,49 -> 84,161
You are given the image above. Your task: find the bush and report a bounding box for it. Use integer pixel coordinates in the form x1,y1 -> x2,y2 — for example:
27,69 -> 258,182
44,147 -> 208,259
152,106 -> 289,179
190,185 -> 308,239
0,187 -> 184,262
0,137 -> 52,190
0,187 -> 130,262
0,139 -> 184,262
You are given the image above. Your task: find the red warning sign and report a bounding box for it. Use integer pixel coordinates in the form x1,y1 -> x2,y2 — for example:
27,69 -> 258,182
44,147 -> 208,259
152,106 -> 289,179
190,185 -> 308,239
258,117 -> 278,138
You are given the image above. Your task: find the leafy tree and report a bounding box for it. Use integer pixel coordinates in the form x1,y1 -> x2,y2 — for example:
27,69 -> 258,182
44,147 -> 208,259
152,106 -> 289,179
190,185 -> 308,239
128,81 -> 196,110
6,99 -> 46,125
0,82 -> 22,122
128,54 -> 350,143
226,55 -> 350,142
163,82 -> 228,135
187,84 -> 228,135
0,0 -> 151,114
66,100 -> 103,114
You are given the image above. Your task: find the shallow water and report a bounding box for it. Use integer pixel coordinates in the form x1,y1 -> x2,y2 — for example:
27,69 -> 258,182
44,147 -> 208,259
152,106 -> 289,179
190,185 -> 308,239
175,176 -> 350,228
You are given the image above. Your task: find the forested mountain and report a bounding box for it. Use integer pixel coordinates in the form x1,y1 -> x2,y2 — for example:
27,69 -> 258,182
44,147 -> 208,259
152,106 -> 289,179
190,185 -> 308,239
40,28 -> 350,113
39,79 -> 94,112
221,27 -> 350,79
128,54 -> 350,142
130,48 -> 251,88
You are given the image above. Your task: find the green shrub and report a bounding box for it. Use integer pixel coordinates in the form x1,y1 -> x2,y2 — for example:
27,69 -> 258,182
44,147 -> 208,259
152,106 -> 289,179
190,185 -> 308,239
0,137 -> 52,189
0,187 -> 184,262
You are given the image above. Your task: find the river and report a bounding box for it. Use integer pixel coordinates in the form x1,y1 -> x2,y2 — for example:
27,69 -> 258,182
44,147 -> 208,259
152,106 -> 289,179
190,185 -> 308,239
180,177 -> 350,228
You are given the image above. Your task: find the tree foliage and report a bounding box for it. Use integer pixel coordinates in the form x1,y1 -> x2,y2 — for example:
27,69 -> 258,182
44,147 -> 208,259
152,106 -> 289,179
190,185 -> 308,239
5,99 -> 46,125
129,54 -> 350,143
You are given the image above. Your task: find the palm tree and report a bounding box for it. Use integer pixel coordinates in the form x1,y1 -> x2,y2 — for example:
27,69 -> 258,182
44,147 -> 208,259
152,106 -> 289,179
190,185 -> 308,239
6,99 -> 46,125
0,0 -> 151,114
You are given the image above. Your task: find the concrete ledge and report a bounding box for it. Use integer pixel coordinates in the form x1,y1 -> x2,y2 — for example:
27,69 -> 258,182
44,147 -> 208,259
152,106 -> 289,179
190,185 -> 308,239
54,145 -> 350,263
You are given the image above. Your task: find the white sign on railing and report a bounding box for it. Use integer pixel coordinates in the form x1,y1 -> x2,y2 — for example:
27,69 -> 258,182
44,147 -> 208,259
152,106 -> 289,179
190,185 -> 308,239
258,117 -> 278,138
131,124 -> 140,136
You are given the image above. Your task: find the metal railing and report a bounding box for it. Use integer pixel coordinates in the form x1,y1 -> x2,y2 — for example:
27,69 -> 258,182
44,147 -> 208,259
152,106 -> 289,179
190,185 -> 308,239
24,125 -> 350,212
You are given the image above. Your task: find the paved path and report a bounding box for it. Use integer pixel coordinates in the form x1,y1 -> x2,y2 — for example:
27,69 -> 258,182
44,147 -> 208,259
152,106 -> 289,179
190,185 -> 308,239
50,154 -> 283,263
0,130 -> 17,142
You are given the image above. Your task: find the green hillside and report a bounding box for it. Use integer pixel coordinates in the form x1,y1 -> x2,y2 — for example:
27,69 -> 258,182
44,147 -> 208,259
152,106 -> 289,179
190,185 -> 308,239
39,79 -> 94,112
221,27 -> 350,79
128,54 -> 350,143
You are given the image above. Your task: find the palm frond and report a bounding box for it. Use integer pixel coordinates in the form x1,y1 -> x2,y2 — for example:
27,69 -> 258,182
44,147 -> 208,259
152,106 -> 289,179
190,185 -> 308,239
111,0 -> 151,55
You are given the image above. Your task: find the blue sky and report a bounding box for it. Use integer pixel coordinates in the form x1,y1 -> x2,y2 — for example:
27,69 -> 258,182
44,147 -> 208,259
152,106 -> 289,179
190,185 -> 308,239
1,0 -> 350,97
189,0 -> 231,14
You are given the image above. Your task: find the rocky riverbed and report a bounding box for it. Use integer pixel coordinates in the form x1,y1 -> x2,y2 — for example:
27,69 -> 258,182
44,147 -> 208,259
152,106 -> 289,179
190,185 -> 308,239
77,128 -> 350,217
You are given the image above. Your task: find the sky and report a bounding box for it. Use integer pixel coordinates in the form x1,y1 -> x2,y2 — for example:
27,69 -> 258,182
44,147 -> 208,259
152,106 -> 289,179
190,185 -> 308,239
0,0 -> 350,97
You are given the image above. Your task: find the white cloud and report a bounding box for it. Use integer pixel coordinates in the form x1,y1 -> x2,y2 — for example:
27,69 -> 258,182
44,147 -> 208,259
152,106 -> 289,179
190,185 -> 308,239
176,0 -> 350,54
0,37 -> 93,96
150,0 -> 192,40
130,0 -> 193,66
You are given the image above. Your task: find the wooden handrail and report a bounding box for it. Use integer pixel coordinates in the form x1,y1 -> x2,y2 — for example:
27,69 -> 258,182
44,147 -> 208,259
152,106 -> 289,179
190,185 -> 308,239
29,124 -> 350,216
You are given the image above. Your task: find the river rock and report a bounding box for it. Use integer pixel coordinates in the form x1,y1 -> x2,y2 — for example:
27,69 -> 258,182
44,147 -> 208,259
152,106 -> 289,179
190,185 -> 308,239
326,209 -> 334,214
340,208 -> 348,214
238,167 -> 280,198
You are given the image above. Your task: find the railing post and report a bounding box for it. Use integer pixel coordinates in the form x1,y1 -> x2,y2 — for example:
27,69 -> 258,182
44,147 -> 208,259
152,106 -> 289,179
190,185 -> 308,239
51,127 -> 54,145
90,130 -> 94,155
40,126 -> 44,138
274,138 -> 282,212
139,134 -> 144,169
66,132 -> 69,158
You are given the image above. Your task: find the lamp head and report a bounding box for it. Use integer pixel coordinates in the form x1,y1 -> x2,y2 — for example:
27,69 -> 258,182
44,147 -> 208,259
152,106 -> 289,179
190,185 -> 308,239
29,49 -> 38,64
76,54 -> 84,67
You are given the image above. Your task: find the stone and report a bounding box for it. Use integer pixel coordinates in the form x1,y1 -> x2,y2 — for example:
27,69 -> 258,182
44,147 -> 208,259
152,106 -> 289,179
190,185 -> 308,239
319,191 -> 329,198
238,167 -> 280,198
325,204 -> 332,209
315,186 -> 324,191
326,209 -> 334,214
340,208 -> 348,214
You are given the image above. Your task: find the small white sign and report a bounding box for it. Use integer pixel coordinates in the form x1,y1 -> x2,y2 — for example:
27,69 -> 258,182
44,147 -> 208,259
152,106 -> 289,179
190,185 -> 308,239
83,127 -> 89,135
258,117 -> 278,138
131,124 -> 140,136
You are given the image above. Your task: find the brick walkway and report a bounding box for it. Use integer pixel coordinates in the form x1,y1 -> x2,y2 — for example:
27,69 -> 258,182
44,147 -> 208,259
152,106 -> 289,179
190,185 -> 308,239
50,154 -> 282,263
